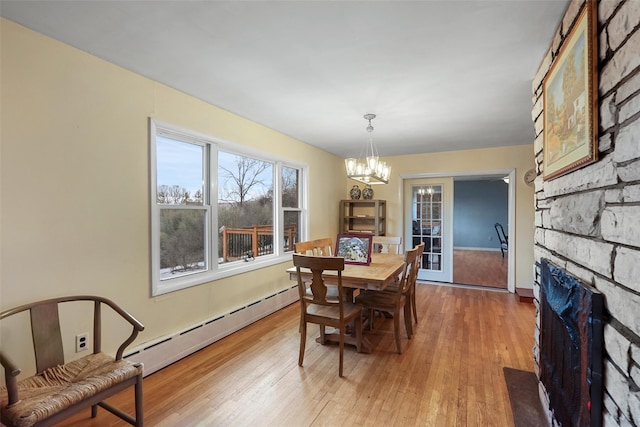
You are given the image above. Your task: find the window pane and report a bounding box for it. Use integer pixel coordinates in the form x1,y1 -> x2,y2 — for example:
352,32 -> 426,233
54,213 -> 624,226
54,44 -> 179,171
217,151 -> 273,263
157,136 -> 204,205
283,210 -> 300,252
160,208 -> 206,279
412,185 -> 443,272
282,166 -> 299,208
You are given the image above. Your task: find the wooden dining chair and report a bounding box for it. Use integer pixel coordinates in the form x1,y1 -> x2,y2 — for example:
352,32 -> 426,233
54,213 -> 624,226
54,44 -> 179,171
382,242 -> 423,327
293,240 -> 338,332
355,246 -> 418,354
294,240 -> 316,255
293,254 -> 363,377
295,239 -> 339,299
313,238 -> 334,256
372,235 -> 402,254
409,242 -> 425,325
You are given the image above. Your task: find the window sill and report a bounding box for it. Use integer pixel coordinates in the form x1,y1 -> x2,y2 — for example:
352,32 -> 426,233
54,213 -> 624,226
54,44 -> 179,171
152,253 -> 294,296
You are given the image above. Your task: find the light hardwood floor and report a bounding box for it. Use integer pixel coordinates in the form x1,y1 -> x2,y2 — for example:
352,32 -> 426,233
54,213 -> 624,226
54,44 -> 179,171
453,249 -> 508,289
58,283 -> 535,427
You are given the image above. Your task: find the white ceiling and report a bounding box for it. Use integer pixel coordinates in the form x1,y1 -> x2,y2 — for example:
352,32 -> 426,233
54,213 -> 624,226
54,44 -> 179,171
1,0 -> 569,158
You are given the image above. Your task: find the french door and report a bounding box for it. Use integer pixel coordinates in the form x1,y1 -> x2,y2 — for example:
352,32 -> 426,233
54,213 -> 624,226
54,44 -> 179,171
403,177 -> 453,282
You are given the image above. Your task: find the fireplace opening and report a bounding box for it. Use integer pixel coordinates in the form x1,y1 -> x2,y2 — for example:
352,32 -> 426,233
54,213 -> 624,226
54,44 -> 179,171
539,259 -> 604,427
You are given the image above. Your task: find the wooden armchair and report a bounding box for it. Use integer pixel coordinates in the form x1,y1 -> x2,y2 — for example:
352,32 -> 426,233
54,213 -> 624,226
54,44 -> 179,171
0,295 -> 144,427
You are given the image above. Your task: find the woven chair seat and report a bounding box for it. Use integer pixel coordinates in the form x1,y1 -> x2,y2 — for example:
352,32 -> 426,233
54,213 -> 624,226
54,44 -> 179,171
0,352 -> 142,427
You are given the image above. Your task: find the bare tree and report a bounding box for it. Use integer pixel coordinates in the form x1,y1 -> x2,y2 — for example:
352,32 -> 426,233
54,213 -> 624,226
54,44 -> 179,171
157,185 -> 204,205
282,166 -> 299,207
219,156 -> 270,205
157,185 -> 191,204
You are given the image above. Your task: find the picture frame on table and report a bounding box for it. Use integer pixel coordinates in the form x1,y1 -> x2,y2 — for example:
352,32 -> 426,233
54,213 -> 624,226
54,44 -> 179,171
543,0 -> 598,181
335,233 -> 373,266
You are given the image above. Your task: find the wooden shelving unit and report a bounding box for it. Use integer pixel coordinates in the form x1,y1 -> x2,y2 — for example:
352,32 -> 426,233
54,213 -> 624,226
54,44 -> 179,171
339,199 -> 386,236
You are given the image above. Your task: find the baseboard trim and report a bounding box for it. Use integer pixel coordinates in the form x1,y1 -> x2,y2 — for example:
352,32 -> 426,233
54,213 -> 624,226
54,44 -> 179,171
124,285 -> 299,376
516,288 -> 534,303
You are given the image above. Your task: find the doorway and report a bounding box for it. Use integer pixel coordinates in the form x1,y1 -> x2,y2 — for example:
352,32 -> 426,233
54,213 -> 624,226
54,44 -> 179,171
452,177 -> 509,289
401,170 -> 515,293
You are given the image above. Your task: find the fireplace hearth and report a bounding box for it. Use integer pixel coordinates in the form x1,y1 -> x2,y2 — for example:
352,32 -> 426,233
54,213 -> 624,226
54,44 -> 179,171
539,259 -> 604,427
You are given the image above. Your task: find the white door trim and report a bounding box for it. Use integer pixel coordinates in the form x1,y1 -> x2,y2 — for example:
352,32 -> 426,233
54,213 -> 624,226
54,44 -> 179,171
399,169 -> 515,293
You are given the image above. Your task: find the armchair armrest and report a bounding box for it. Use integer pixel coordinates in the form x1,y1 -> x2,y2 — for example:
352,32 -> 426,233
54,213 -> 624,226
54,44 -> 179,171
96,296 -> 145,360
0,351 -> 22,405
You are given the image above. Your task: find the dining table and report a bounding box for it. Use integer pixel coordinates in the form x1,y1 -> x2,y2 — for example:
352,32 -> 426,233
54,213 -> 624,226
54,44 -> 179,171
286,253 -> 405,353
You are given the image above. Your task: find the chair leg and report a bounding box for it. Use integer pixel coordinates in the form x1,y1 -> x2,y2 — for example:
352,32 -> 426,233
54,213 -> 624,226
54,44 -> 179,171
393,309 -> 402,354
299,303 -> 305,333
339,326 -> 345,377
355,313 -> 363,353
407,284 -> 418,323
135,372 -> 144,427
403,302 -> 413,339
411,289 -> 418,324
299,321 -> 307,367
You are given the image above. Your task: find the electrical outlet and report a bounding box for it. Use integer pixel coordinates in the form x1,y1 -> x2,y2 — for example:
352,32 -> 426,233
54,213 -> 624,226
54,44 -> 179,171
76,333 -> 88,353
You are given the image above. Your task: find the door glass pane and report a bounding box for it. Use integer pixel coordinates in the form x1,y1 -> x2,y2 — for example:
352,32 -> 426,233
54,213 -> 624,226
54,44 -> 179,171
412,185 -> 443,272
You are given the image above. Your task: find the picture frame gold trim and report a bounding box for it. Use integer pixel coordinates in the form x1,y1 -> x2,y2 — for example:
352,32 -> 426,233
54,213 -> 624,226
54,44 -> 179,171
543,1 -> 598,181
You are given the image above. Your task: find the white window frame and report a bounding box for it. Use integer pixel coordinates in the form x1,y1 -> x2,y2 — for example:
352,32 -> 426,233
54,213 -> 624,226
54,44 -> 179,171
150,118 -> 308,296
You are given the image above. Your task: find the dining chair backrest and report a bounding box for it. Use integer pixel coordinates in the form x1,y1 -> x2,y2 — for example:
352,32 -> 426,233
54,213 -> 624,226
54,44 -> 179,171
373,235 -> 402,254
294,240 -> 316,255
407,242 -> 425,325
313,238 -> 334,256
414,242 -> 425,272
400,246 -> 419,295
293,254 -> 345,306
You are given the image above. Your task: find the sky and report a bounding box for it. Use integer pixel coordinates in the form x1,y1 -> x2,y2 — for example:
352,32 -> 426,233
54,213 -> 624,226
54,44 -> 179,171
156,136 -> 273,201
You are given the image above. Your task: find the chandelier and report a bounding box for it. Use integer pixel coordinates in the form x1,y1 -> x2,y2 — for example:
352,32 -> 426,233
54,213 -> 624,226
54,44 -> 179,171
344,113 -> 391,185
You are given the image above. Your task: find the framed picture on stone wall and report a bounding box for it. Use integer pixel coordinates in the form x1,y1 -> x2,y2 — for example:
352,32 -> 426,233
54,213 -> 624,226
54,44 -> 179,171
543,0 -> 598,181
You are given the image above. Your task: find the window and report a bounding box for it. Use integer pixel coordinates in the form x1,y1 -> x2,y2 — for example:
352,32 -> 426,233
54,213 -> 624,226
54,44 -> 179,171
150,119 -> 306,295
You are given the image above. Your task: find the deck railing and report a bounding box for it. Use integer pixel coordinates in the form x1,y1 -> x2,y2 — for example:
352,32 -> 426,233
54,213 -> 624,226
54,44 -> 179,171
219,224 -> 297,262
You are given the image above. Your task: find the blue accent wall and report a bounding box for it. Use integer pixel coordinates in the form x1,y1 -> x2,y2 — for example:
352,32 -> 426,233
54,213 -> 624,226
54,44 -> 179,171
453,180 -> 508,249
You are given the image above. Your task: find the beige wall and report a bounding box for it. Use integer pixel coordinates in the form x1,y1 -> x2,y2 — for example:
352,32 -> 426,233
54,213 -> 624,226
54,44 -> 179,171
2,19 -> 536,367
346,145 -> 536,289
0,19 -> 345,357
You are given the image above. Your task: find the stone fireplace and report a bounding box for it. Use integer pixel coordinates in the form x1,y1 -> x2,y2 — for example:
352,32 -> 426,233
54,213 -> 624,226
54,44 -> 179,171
531,0 -> 640,425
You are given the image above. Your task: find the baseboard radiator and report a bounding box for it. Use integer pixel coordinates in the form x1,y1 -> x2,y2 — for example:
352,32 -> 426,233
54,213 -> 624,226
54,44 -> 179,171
124,285 -> 299,376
